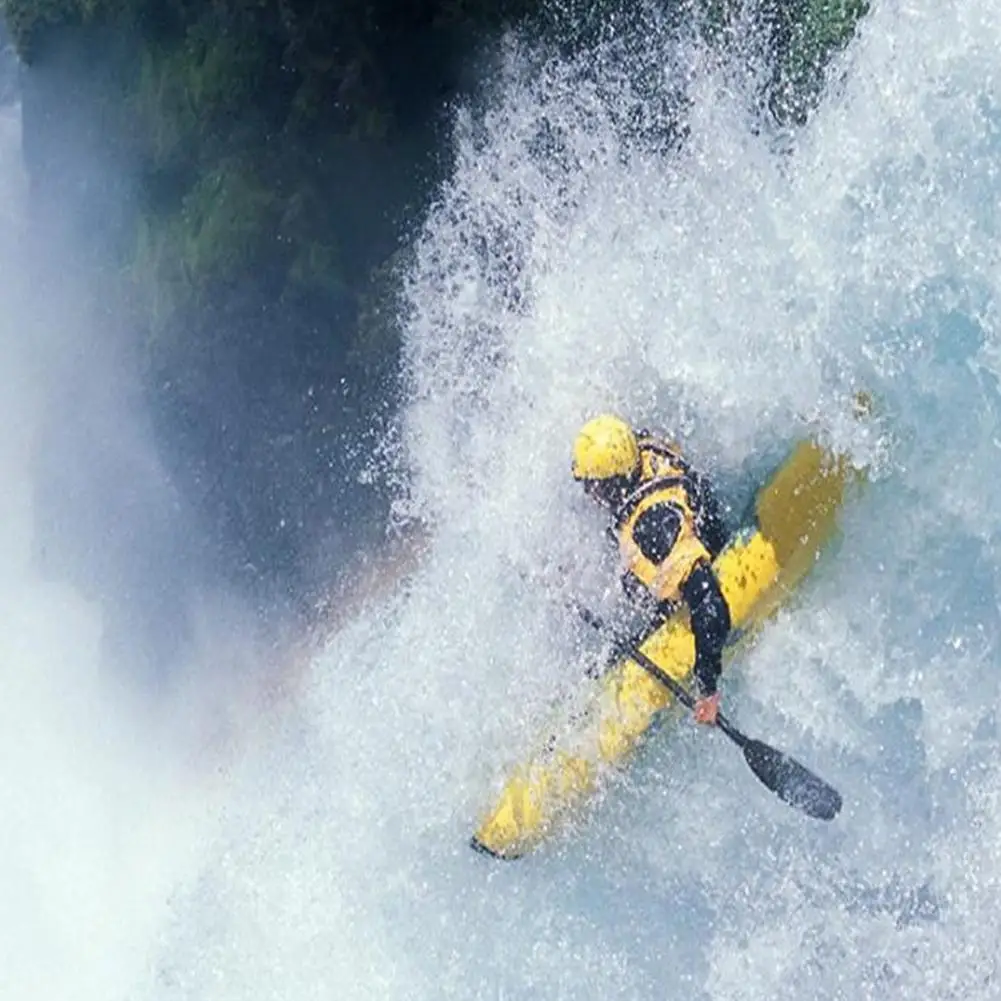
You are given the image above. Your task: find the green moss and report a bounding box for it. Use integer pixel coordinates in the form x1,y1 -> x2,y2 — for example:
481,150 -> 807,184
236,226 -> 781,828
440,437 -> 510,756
0,0 -> 130,60
797,0 -> 869,59
130,159 -> 279,342
180,162 -> 277,290
770,0 -> 871,123
132,45 -> 196,170
130,23 -> 269,167
286,241 -> 345,300
2,0 -> 80,59
7,0 -> 874,335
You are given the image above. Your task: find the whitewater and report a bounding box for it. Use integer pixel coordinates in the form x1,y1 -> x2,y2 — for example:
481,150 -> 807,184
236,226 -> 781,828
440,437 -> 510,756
6,1 -> 1001,999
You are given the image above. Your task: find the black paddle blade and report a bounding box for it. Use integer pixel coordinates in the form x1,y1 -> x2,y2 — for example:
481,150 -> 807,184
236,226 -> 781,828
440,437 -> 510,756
742,738 -> 842,821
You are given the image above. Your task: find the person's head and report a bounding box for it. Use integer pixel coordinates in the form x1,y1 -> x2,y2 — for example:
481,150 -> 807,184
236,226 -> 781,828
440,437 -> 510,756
571,414 -> 641,509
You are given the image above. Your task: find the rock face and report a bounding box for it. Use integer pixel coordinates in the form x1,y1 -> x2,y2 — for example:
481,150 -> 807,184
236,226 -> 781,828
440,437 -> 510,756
6,1 -> 528,675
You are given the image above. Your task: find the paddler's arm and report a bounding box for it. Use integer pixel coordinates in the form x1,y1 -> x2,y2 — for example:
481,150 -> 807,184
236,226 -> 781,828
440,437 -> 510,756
621,503 -> 732,717
680,562 -> 731,724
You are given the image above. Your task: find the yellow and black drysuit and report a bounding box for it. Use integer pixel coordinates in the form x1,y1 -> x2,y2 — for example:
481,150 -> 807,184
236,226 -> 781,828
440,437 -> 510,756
610,433 -> 732,698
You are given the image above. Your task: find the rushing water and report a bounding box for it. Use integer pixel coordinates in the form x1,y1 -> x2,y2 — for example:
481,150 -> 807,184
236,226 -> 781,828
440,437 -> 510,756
10,2 -> 1001,999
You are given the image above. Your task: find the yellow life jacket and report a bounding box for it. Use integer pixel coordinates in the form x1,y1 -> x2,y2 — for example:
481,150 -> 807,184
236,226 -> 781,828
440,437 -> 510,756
612,434 -> 713,604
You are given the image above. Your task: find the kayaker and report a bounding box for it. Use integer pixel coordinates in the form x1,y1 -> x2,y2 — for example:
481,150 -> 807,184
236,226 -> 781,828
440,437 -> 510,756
572,414 -> 732,725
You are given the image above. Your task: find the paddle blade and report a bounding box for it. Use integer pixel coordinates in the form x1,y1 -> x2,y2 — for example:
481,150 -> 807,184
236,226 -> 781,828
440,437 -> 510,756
742,738 -> 842,821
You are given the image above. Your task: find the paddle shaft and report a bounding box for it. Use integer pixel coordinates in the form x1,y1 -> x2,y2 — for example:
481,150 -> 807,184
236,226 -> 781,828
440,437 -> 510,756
572,604 -> 733,721
573,603 -> 842,820
601,620 -> 749,748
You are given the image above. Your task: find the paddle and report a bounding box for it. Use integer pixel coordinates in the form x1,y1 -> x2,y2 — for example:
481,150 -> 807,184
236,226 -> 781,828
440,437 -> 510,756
574,604 -> 843,822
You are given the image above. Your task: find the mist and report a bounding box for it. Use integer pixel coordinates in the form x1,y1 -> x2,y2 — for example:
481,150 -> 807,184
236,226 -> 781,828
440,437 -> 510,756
9,1 -> 1001,998
0,73 -> 281,1001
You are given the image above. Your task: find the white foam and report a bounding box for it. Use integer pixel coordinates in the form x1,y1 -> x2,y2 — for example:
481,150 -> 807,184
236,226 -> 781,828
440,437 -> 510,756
21,2 -> 1001,996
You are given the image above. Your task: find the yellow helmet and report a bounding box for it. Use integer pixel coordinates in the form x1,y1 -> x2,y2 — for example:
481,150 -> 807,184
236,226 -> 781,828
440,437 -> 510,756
571,414 -> 640,480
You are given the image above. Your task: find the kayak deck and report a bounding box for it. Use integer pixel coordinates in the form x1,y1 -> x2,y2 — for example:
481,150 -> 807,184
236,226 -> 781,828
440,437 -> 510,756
471,435 -> 864,859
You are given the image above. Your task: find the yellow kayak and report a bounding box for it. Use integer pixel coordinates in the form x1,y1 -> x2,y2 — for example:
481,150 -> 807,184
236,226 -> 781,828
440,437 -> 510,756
471,430 -> 867,859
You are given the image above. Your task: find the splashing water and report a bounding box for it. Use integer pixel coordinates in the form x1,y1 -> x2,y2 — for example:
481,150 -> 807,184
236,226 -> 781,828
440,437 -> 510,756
17,1 -> 1001,998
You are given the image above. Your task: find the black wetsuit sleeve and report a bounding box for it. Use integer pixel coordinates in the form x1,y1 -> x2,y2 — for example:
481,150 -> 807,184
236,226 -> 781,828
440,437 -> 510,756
681,562 -> 732,697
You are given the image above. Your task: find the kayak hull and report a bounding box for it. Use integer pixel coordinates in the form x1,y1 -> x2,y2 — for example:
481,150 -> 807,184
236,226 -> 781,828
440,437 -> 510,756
471,435 -> 864,859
